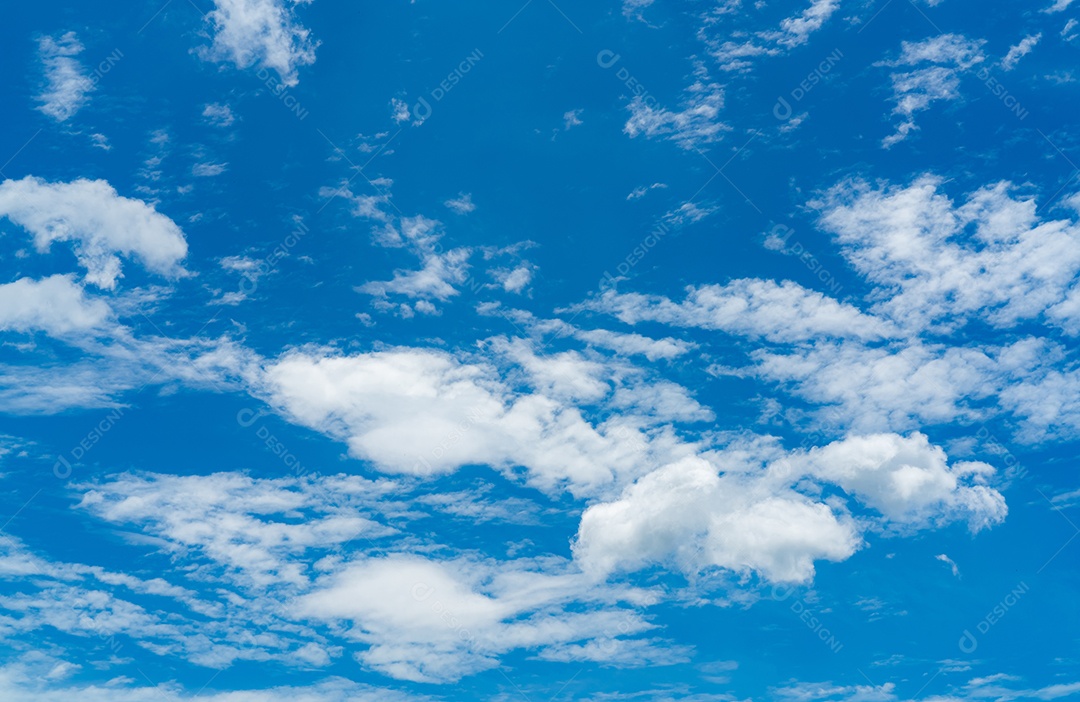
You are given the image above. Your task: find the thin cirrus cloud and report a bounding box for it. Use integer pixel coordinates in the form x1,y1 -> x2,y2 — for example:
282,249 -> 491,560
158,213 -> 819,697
877,34 -> 986,147
34,31 -> 93,122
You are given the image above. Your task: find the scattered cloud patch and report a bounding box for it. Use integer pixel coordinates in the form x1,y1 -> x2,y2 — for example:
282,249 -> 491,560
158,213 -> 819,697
1001,33 -> 1041,70
199,0 -> 318,86
0,176 -> 189,289
34,31 -> 93,122
444,193 -> 476,214
878,34 -> 985,147
201,102 -> 235,126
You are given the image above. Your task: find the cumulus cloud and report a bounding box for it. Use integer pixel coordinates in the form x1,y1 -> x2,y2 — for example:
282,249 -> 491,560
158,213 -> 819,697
584,173 -> 1080,441
575,456 -> 861,583
815,176 -> 1080,334
790,433 -> 1006,531
257,346 -> 700,496
0,177 -> 188,289
574,434 -> 1005,583
0,275 -> 111,336
575,328 -> 695,361
72,470 -> 671,683
199,0 -> 318,87
297,553 -> 661,682
34,31 -> 93,122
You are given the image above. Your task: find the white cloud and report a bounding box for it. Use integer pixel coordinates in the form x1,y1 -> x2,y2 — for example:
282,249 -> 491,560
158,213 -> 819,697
35,32 -> 94,122
192,162 -> 229,177
1001,33 -> 1041,70
0,654 -> 425,701
493,263 -> 533,293
390,97 -> 410,123
346,213 -> 473,308
201,102 -> 235,126
773,675 -> 1080,702
0,275 -> 111,336
706,0 -> 840,72
575,328 -> 695,361
564,108 -> 584,129
78,471 -> 399,589
624,79 -> 728,149
574,455 -> 861,583
790,433 -> 1006,531
577,280 -> 894,342
815,176 -> 1080,334
443,193 -> 476,214
878,34 -> 985,147
622,0 -> 655,21
0,177 -> 188,289
662,201 -> 716,226
575,433 -> 1005,584
71,469 -> 674,682
257,346 -> 701,496
297,553 -> 661,682
200,0 -> 318,87
626,182 -> 667,201
935,553 -> 960,577
748,339 -> 1003,433
358,246 -> 470,302
1044,0 -> 1076,12
762,0 -> 840,48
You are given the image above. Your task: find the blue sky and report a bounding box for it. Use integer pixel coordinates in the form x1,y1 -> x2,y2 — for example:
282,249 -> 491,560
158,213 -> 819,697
0,0 -> 1078,699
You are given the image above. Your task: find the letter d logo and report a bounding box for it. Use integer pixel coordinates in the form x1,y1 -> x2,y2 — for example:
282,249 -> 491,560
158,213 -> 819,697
958,629 -> 978,653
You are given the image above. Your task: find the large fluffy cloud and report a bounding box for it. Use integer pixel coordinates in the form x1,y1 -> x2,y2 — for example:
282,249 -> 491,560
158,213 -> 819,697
0,177 -> 188,289
0,275 -> 111,335
199,0 -> 318,86
257,346 -> 702,495
815,176 -> 1080,334
297,553 -> 667,682
574,434 -> 1005,583
574,455 -> 861,583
